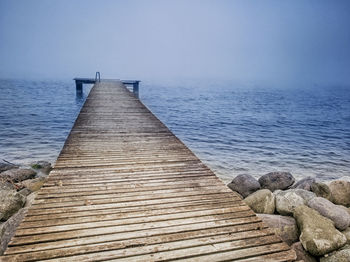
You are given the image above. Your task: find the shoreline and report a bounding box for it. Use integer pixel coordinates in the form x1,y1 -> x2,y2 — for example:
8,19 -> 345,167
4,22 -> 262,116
1,157 -> 350,260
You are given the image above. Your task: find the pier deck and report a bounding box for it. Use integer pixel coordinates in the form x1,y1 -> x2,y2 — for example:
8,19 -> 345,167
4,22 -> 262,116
2,81 -> 296,261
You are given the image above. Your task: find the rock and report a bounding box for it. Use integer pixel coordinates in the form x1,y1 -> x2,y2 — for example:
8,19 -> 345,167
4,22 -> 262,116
339,176 -> 350,182
18,188 -> 32,197
243,189 -> 275,214
227,174 -> 260,198
31,161 -> 52,175
291,242 -> 317,262
343,207 -> 350,216
294,205 -> 347,256
320,244 -> 350,262
0,191 -> 36,255
258,172 -> 295,192
343,228 -> 350,244
0,189 -> 26,221
23,192 -> 37,208
328,180 -> 350,207
0,178 -> 15,191
20,177 -> 46,192
0,163 -> 18,173
311,182 -> 333,201
291,176 -> 315,191
275,189 -> 315,216
0,168 -> 36,183
0,208 -> 27,255
308,197 -> 350,230
257,214 -> 299,245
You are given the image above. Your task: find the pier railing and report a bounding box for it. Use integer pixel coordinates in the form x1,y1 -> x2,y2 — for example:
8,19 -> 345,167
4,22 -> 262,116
74,73 -> 140,98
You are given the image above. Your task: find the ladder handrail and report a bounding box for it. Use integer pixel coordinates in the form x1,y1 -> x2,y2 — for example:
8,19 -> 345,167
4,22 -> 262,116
95,72 -> 101,82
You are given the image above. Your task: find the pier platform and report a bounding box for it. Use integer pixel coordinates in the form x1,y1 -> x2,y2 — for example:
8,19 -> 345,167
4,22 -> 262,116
2,81 -> 296,261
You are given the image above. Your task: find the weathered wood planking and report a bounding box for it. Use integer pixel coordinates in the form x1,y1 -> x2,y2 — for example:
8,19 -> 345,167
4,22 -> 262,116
2,81 -> 296,261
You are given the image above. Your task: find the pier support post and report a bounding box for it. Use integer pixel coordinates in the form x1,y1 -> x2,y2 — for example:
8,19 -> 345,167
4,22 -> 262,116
76,81 -> 83,96
133,81 -> 140,98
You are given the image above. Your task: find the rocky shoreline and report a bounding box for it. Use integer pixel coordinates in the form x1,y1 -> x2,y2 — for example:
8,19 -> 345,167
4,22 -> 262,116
1,161 -> 350,261
0,161 -> 52,255
227,172 -> 350,262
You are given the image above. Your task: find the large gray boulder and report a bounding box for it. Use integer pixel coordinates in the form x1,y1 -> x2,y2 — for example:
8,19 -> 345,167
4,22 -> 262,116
291,176 -> 315,191
308,197 -> 350,230
257,214 -> 299,245
275,189 -> 315,216
0,192 -> 36,255
20,177 -> 46,192
328,180 -> 350,207
294,205 -> 347,256
0,163 -> 18,173
311,182 -> 333,201
320,245 -> 350,262
291,242 -> 317,262
0,168 -> 36,182
0,208 -> 27,255
0,178 -> 15,191
243,189 -> 275,214
258,172 -> 295,192
343,228 -> 350,244
227,174 -> 260,198
0,189 -> 26,221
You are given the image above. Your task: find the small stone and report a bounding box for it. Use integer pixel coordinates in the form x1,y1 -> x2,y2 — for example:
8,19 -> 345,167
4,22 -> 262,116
328,180 -> 350,207
258,214 -> 299,245
291,176 -> 315,191
20,177 -> 46,192
243,189 -> 275,214
311,182 -> 333,201
320,244 -> 350,262
275,189 -> 315,216
0,168 -> 36,183
227,174 -> 260,198
294,205 -> 347,256
258,172 -> 295,192
0,189 -> 26,221
291,242 -> 317,262
308,197 -> 350,230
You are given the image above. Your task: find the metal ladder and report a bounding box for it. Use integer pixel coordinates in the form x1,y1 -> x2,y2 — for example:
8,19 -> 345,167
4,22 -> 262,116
95,72 -> 101,82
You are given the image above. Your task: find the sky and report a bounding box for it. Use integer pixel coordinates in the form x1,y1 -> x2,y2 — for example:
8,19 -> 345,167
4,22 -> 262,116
0,0 -> 349,86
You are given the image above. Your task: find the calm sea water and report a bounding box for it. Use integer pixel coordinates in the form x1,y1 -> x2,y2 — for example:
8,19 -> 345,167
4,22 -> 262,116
1,79 -> 349,183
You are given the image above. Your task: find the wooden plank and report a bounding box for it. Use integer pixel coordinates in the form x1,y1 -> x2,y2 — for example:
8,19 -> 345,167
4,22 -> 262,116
2,81 -> 295,261
16,209 -> 255,236
6,221 -> 267,255
23,199 -> 239,222
45,238 -> 286,262
12,215 -> 260,245
4,232 -> 279,261
18,205 -> 250,229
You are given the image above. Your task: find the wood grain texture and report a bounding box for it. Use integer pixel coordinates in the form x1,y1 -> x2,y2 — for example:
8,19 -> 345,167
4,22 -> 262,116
2,81 -> 296,261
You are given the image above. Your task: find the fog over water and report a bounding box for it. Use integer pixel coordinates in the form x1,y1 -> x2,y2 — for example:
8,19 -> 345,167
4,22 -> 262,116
0,1 -> 349,182
1,0 -> 350,86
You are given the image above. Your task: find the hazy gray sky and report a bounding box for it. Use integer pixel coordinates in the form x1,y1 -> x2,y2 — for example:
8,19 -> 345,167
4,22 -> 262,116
0,0 -> 349,85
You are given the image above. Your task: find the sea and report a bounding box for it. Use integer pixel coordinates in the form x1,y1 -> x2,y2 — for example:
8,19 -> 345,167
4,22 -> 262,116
0,79 -> 349,183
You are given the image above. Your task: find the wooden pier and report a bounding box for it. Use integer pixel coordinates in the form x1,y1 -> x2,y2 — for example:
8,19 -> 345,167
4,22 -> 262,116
2,81 -> 296,261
